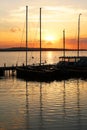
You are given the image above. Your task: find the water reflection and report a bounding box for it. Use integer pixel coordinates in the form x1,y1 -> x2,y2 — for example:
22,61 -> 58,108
62,79 -> 81,130
25,82 -> 44,130
77,80 -> 81,130
63,80 -> 66,119
24,79 -> 84,130
39,82 -> 43,130
25,81 -> 30,130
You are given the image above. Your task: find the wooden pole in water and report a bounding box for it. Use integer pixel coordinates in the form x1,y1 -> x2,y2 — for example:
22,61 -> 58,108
77,13 -> 81,57
26,6 -> 28,66
40,8 -> 42,66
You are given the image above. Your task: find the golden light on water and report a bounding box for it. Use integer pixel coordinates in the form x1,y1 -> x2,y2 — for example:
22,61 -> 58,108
46,51 -> 54,63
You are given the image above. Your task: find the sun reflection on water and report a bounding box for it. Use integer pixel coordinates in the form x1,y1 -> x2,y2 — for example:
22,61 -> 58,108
46,51 -> 54,64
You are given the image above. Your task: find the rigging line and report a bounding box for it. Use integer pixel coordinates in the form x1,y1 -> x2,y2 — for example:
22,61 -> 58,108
42,9 -> 47,64
32,21 -> 40,65
30,22 -> 39,47
29,9 -> 40,64
16,21 -> 25,65
32,7 -> 39,46
43,8 -> 51,64
73,18 -> 79,56
30,22 -> 40,64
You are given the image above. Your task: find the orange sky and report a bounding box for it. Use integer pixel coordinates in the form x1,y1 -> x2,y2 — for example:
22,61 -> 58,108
0,0 -> 87,49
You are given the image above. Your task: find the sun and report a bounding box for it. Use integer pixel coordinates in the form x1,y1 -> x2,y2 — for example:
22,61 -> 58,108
45,35 -> 55,42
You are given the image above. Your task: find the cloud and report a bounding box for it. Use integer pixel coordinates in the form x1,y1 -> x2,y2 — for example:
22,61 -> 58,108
64,38 -> 87,49
10,27 -> 21,32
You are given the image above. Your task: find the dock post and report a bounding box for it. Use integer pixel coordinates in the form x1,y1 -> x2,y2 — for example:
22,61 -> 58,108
4,63 -> 6,76
9,70 -> 10,76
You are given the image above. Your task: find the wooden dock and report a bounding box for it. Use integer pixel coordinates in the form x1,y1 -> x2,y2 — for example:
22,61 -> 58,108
0,64 -> 24,76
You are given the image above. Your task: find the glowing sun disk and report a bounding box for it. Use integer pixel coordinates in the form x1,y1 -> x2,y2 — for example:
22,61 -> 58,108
45,35 -> 55,41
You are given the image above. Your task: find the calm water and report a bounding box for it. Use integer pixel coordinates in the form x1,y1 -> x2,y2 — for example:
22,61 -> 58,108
0,51 -> 87,130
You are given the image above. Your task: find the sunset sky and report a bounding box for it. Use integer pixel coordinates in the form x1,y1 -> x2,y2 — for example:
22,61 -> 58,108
0,0 -> 87,49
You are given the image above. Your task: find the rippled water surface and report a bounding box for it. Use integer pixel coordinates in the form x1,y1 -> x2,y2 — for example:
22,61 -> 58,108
0,51 -> 87,130
0,78 -> 87,130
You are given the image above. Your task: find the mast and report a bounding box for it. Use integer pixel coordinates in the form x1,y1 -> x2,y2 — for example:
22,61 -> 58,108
40,8 -> 42,66
26,6 -> 28,66
63,29 -> 65,60
77,13 -> 81,57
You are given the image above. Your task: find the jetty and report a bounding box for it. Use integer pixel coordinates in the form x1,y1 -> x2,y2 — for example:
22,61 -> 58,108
0,64 -> 24,77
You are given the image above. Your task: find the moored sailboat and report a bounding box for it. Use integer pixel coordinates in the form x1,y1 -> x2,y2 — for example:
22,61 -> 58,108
56,14 -> 87,79
16,6 -> 56,82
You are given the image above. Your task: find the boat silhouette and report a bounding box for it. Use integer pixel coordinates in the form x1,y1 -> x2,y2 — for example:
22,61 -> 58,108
16,6 -> 56,82
56,14 -> 87,79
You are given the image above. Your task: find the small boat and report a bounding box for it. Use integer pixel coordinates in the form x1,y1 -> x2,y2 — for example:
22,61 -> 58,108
56,56 -> 87,79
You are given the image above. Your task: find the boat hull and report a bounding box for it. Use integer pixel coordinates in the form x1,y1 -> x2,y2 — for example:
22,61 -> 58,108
16,64 -> 87,82
16,67 -> 56,82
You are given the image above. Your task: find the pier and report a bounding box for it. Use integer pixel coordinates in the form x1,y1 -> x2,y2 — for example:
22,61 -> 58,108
0,64 -> 24,77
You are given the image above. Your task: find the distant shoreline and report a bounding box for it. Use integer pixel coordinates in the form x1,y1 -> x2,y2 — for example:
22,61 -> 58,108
0,47 -> 87,52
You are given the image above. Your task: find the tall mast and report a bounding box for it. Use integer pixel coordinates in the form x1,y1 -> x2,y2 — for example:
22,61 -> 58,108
26,6 -> 28,66
63,29 -> 65,59
40,8 -> 41,66
77,13 -> 81,57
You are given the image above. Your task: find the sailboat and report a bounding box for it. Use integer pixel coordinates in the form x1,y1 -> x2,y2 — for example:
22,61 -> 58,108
16,6 -> 56,82
56,14 -> 87,79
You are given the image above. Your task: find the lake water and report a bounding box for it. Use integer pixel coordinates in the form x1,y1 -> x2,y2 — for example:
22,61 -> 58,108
0,51 -> 87,130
